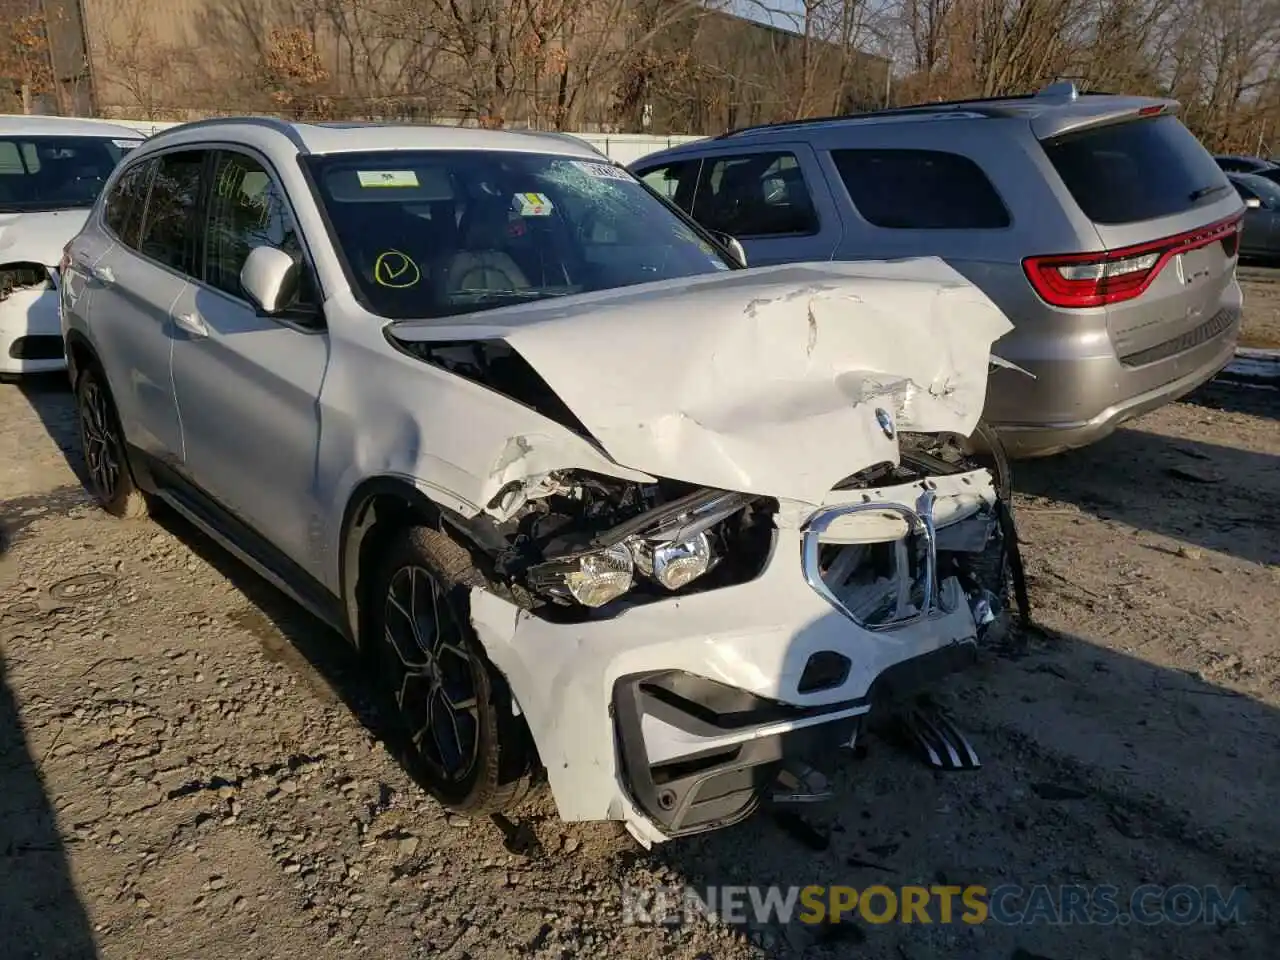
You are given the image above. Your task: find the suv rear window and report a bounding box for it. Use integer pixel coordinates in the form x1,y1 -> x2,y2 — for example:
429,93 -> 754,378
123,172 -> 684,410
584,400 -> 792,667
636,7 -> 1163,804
1041,115 -> 1230,225
831,149 -> 1010,229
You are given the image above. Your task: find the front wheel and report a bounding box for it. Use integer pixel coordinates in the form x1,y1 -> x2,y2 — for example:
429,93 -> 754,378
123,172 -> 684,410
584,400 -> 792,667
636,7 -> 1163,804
368,526 -> 535,814
74,363 -> 149,519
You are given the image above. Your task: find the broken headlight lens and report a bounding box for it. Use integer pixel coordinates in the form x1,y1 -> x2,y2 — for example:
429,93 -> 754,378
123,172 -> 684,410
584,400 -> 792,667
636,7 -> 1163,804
562,543 -> 635,607
630,532 -> 713,591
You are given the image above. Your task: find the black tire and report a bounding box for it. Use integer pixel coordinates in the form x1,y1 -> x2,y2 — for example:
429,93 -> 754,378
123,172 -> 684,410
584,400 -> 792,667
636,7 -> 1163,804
367,525 -> 534,814
74,362 -> 149,520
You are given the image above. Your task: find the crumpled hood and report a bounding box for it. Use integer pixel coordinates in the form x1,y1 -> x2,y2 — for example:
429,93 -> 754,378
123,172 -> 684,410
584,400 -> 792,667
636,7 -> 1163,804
0,209 -> 92,267
390,258 -> 1013,505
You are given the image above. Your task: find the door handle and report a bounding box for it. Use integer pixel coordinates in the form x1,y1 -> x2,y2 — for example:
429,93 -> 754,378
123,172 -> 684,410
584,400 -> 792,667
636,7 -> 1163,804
174,312 -> 210,338
91,265 -> 114,284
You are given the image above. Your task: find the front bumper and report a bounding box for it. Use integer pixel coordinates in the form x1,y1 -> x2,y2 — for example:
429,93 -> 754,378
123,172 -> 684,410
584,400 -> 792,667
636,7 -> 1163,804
0,285 -> 65,375
470,471 -> 1003,844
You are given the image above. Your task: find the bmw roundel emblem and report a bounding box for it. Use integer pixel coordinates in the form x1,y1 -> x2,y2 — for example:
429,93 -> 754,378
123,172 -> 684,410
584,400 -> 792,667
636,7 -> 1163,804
875,408 -> 895,439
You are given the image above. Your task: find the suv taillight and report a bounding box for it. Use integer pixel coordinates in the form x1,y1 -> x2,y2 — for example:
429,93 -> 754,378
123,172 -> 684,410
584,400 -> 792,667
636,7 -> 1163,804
1022,214 -> 1243,308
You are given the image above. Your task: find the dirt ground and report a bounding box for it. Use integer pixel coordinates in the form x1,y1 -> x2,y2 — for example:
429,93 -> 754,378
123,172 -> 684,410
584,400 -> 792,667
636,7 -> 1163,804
1237,268 -> 1280,347
1,279 -> 1277,960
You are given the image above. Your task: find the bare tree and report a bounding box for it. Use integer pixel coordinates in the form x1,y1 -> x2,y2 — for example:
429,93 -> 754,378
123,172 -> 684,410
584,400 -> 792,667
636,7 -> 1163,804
90,0 -> 186,118
0,0 -> 55,114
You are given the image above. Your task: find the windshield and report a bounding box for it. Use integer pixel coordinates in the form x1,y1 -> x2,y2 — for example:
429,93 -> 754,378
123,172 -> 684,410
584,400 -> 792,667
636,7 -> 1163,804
304,150 -> 734,320
1234,173 -> 1280,208
0,135 -> 139,213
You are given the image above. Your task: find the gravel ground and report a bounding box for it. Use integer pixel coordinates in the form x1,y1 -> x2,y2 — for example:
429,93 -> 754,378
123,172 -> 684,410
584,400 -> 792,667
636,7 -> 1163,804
1,278 -> 1277,960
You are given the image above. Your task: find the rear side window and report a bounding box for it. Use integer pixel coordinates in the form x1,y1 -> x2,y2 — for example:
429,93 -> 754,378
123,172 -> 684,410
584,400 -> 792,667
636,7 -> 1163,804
832,149 -> 1011,229
1041,115 -> 1229,225
137,151 -> 206,275
638,159 -> 700,211
691,152 -> 819,236
1233,173 -> 1280,208
103,159 -> 155,247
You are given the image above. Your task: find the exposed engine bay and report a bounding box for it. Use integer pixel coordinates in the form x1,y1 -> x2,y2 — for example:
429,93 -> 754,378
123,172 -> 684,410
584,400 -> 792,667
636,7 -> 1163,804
439,417 -> 1027,636
1,262 -> 54,302
399,333 -> 1027,632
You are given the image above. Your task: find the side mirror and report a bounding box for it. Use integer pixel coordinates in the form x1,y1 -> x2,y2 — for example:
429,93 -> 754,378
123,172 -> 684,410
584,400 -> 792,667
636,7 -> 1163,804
240,246 -> 300,315
710,231 -> 747,267
1245,196 -> 1262,209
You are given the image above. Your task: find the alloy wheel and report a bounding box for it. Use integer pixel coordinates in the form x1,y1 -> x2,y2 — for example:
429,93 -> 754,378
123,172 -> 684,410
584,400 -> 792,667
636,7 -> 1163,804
79,379 -> 121,502
381,564 -> 481,782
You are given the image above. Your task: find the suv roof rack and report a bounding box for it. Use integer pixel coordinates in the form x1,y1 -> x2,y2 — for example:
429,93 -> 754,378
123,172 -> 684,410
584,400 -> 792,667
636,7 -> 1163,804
525,129 -> 609,158
151,115 -> 310,151
713,80 -> 1110,140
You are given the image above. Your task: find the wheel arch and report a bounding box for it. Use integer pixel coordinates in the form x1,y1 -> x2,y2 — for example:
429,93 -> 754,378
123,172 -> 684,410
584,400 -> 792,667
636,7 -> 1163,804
63,328 -> 97,385
338,477 -> 445,645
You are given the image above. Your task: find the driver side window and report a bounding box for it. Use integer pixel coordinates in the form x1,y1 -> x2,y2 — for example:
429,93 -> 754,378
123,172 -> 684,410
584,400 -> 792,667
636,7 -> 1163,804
203,150 -> 315,307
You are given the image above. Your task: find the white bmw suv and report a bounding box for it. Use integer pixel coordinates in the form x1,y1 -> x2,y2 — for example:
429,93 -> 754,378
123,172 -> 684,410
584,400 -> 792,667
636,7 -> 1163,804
60,117 -> 1022,845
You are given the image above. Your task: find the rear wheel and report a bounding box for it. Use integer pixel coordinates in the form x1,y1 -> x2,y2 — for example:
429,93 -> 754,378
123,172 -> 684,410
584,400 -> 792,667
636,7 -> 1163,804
368,526 -> 534,813
74,362 -> 149,519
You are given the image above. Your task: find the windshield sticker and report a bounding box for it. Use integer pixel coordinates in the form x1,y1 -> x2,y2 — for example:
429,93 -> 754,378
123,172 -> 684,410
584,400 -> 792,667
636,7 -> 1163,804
358,170 -> 420,188
112,139 -> 142,149
570,161 -> 633,182
374,250 -> 421,288
513,192 -> 553,216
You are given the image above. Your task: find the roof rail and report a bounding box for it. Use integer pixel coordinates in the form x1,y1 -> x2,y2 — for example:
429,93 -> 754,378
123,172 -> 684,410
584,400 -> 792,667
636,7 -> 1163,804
527,129 -> 608,158
151,115 -> 310,152
712,91 -> 1058,139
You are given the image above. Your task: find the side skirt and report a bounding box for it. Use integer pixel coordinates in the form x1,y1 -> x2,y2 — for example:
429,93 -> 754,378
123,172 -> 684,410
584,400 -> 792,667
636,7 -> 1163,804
128,446 -> 349,639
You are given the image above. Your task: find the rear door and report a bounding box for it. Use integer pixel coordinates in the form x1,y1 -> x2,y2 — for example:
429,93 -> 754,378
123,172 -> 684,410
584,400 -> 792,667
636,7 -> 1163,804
78,149 -> 205,461
1037,114 -> 1245,363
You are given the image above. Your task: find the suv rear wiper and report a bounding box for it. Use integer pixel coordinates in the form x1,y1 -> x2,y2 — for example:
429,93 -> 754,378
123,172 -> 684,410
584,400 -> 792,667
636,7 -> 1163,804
1188,183 -> 1230,202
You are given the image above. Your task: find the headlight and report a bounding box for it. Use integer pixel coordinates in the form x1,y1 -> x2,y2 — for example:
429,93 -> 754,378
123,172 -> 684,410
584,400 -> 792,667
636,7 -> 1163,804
630,532 -> 713,591
561,543 -> 634,607
516,478 -> 771,615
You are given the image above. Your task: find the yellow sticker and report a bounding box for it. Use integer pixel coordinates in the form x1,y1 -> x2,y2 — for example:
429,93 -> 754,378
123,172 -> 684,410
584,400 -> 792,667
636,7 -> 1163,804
374,250 -> 421,289
358,170 -> 419,188
514,192 -> 553,216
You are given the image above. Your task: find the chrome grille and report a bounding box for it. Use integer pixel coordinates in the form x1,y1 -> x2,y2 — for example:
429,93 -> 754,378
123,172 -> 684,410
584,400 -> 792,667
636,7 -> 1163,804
801,491 -> 939,630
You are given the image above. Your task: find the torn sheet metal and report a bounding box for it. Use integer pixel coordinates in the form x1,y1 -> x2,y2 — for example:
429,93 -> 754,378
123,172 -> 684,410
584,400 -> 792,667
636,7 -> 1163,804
466,465 -> 1006,837
389,258 -> 1013,505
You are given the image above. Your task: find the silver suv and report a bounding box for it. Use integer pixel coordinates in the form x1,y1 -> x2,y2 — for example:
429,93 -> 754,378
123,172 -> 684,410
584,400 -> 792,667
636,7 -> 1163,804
630,83 -> 1246,458
59,117 -> 1022,845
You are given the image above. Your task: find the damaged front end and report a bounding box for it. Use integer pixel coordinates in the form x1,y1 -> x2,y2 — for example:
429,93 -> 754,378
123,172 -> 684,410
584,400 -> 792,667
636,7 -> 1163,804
444,431 -> 1026,844
480,474 -> 778,617
379,259 -> 1027,844
0,261 -> 64,370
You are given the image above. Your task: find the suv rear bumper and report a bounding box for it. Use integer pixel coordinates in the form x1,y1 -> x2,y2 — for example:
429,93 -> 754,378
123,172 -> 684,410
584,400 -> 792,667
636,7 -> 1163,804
986,306 -> 1240,458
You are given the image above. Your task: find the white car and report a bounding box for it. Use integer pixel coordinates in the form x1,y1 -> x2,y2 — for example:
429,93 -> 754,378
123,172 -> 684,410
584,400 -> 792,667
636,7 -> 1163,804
0,115 -> 143,377
61,117 -> 1021,845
